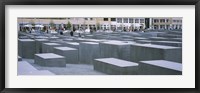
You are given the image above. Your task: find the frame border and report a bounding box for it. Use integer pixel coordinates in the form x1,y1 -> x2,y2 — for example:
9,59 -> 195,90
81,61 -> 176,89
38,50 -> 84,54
1,0 -> 199,93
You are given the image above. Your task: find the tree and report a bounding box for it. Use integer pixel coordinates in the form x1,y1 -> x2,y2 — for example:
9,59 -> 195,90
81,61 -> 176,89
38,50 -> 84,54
96,22 -> 100,30
29,19 -> 35,26
66,21 -> 71,30
49,20 -> 55,29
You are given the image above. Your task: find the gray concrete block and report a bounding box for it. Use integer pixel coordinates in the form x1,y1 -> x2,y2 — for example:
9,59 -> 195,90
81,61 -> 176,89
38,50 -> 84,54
42,43 -> 62,53
94,58 -> 139,75
35,39 -> 49,53
130,44 -> 182,63
63,38 -> 74,42
64,42 -> 79,49
18,56 -> 22,61
139,60 -> 182,75
54,47 -> 79,64
151,41 -> 182,47
18,39 -> 36,59
149,37 -> 182,42
135,40 -> 151,44
35,53 -> 66,67
48,36 -> 59,40
79,42 -> 100,64
34,36 -> 49,39
157,34 -> 182,38
99,41 -> 132,61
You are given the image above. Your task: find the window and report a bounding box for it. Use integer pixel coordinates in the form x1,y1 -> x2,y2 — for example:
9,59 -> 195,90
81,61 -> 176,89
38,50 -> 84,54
173,20 -> 176,22
166,19 -> 169,22
129,18 -> 134,23
104,18 -> 108,21
154,19 -> 159,23
111,18 -> 116,21
160,19 -> 165,23
123,18 -> 128,23
90,18 -> 93,20
140,19 -> 144,23
85,18 -> 88,20
117,18 -> 122,23
135,19 -> 139,23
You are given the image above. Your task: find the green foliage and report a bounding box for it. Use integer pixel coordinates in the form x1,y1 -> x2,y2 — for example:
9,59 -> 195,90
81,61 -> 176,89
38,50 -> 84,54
96,22 -> 100,30
49,20 -> 55,28
30,20 -> 35,26
66,21 -> 71,30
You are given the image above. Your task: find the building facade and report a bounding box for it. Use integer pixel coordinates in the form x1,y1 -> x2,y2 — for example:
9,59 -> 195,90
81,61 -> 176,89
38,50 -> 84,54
18,17 -> 182,31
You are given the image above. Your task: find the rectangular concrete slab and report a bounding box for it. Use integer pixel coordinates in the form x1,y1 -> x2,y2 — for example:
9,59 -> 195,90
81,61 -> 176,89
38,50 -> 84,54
18,56 -> 22,61
100,41 -> 132,61
35,39 -> 49,53
139,60 -> 182,75
54,47 -> 79,64
151,41 -> 182,47
42,43 -> 62,53
94,58 -> 139,75
35,53 -> 66,67
64,42 -> 79,49
18,39 -> 36,59
79,42 -> 100,64
130,44 -> 182,63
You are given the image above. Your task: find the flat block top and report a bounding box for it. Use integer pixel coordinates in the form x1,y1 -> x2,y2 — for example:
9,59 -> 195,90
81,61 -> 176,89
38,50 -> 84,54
44,43 -> 61,46
66,42 -> 79,45
81,42 -> 99,45
35,36 -> 48,39
35,39 -> 49,41
101,41 -> 131,45
86,39 -> 105,42
50,37 -> 59,39
153,41 -> 182,44
133,37 -> 148,39
19,39 -> 35,42
150,37 -> 167,39
95,58 -> 138,67
132,43 -> 180,49
63,39 -> 73,41
140,60 -> 182,71
136,40 -> 151,42
54,47 -> 77,51
35,53 -> 64,59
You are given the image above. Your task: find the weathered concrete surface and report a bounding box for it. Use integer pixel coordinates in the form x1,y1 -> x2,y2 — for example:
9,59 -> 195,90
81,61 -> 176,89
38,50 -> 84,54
35,39 -> 49,53
54,47 -> 79,64
42,43 -> 62,53
130,44 -> 182,63
151,41 -> 182,47
18,39 -> 36,59
139,60 -> 182,75
79,42 -> 100,64
99,41 -> 133,61
94,58 -> 139,75
35,53 -> 66,67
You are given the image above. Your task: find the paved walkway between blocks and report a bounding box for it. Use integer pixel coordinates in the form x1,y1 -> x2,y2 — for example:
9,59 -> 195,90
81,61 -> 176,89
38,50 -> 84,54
22,59 -> 106,75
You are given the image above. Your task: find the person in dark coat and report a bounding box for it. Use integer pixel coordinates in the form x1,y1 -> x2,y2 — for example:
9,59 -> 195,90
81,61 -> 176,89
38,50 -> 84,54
70,31 -> 73,36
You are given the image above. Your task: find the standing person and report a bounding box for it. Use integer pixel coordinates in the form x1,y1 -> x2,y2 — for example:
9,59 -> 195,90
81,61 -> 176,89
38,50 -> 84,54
70,31 -> 73,36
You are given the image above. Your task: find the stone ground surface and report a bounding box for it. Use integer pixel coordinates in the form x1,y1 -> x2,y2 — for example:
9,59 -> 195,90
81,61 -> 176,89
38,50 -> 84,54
22,59 -> 106,75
